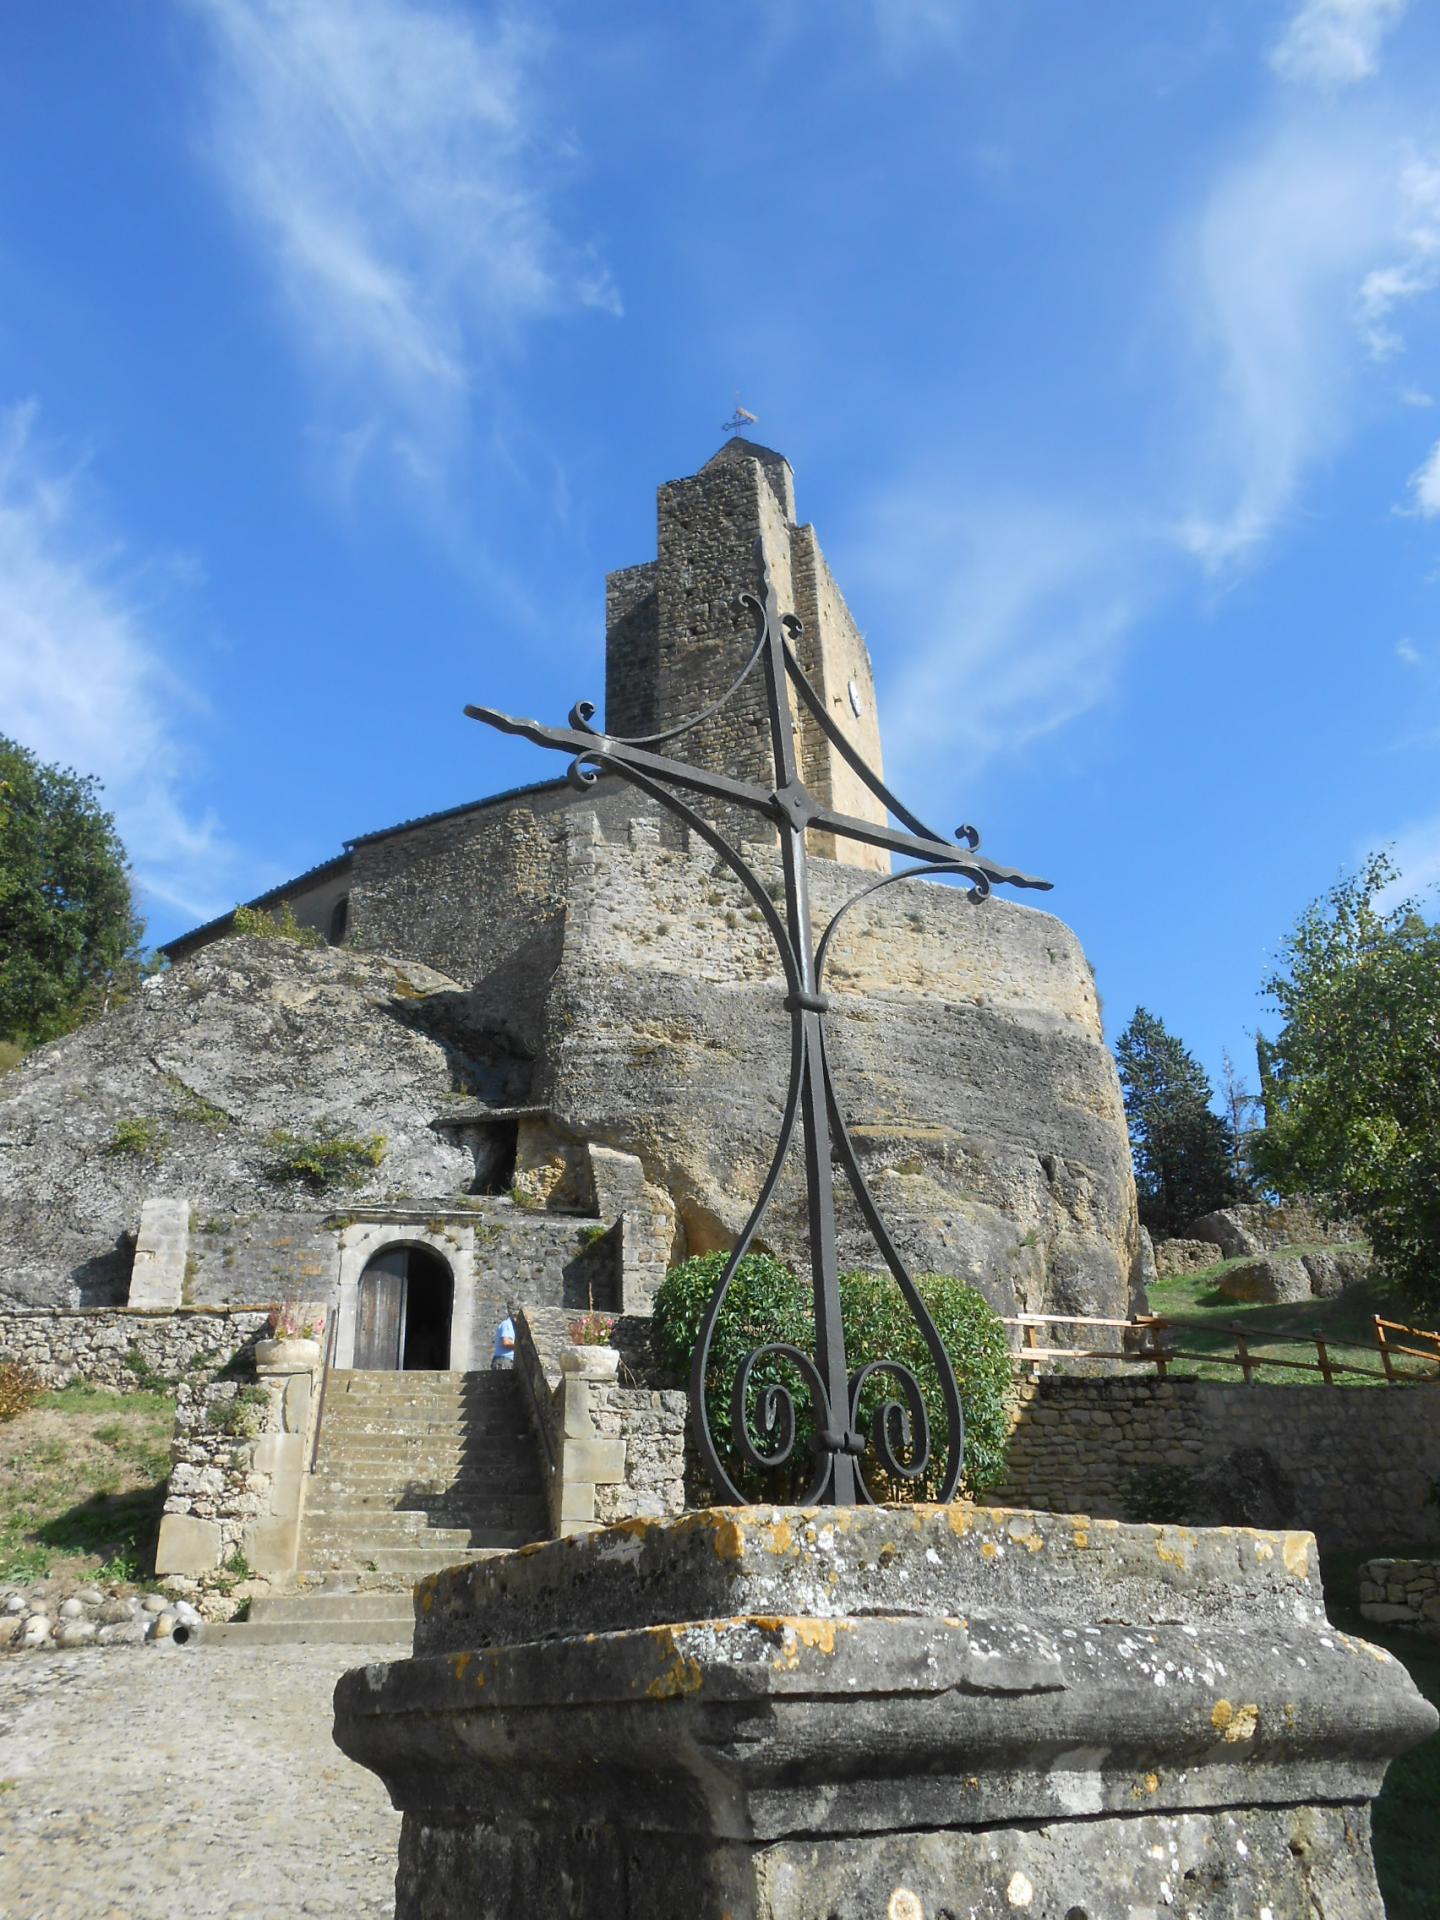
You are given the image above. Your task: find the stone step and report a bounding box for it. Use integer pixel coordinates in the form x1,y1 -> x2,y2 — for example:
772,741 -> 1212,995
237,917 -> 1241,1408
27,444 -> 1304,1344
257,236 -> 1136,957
312,1442 -> 535,1465
302,1540 -> 536,1573
205,1617 -> 414,1647
304,1484 -> 543,1511
250,1591 -> 415,1625
318,1420 -> 533,1436
304,1519 -> 544,1551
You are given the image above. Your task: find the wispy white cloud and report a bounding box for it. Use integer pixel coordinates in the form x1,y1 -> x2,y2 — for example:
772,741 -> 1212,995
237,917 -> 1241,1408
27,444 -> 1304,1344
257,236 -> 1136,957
0,402 -> 252,926
1270,0 -> 1407,88
849,489 -> 1152,783
185,0 -> 618,476
1396,636 -> 1423,664
1356,155 -> 1440,358
1407,437 -> 1440,515
1399,383 -> 1434,406
1170,121 -> 1401,566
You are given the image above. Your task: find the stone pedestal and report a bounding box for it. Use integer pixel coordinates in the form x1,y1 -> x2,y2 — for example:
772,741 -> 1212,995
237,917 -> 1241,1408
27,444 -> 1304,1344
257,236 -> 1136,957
333,1505 -> 1436,1919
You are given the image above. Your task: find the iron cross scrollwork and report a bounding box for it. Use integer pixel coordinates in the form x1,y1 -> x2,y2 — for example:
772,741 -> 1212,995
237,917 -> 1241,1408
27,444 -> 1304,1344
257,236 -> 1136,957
466,550 -> 1051,1507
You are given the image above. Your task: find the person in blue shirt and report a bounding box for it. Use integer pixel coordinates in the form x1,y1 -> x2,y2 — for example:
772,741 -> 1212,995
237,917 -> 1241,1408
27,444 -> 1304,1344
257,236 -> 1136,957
492,1306 -> 516,1370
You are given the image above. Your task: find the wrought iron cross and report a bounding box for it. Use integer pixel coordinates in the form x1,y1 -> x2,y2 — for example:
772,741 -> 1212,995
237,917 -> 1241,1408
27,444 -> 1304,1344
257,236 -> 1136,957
466,549 -> 1050,1506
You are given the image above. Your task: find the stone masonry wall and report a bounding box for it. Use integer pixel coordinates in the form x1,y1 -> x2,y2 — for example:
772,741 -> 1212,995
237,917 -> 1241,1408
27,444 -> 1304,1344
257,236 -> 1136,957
1360,1558 -> 1440,1635
161,1367 -> 308,1571
590,1384 -> 687,1524
0,1306 -> 267,1391
994,1374 -> 1440,1552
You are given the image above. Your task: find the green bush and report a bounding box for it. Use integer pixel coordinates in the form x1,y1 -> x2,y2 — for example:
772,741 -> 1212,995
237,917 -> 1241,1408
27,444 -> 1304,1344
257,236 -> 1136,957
264,1124 -> 385,1191
232,901 -> 325,948
102,1115 -> 167,1158
652,1254 -> 1013,1502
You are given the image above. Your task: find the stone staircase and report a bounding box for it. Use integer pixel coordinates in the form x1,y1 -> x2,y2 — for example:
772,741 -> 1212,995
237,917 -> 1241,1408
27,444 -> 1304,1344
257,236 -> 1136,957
220,1369 -> 548,1645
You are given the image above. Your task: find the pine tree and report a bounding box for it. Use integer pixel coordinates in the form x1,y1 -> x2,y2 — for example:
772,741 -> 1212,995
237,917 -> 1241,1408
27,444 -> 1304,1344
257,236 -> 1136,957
1115,1008 -> 1238,1237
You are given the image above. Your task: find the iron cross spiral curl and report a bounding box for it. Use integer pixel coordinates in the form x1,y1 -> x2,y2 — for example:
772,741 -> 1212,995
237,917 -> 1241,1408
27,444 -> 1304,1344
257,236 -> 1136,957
466,547 -> 1051,1506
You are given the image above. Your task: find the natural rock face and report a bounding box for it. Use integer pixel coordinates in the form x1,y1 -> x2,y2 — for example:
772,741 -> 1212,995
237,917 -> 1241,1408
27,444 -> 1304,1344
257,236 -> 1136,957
1152,1236 -> 1224,1277
1187,1203 -> 1372,1304
1217,1256 -> 1313,1305
538,822 -> 1142,1322
0,938 -> 490,1306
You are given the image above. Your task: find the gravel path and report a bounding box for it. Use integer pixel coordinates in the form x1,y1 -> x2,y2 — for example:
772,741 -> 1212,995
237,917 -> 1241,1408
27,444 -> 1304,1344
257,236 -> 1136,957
0,1643 -> 401,1920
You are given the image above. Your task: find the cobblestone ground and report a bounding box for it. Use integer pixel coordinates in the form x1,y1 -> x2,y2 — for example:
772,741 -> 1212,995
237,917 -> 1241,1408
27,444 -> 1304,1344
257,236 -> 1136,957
0,1643 -> 400,1920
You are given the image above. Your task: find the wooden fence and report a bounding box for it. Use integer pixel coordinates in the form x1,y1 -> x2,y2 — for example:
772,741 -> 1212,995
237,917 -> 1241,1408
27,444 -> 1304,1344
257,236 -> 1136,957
998,1311 -> 1440,1387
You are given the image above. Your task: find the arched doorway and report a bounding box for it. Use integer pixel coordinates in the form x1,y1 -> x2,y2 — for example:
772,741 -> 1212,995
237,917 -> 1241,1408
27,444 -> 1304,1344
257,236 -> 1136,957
353,1243 -> 454,1370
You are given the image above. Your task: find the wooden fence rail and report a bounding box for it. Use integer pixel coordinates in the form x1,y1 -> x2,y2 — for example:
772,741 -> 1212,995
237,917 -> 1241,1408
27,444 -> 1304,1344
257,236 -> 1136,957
997,1311 -> 1440,1387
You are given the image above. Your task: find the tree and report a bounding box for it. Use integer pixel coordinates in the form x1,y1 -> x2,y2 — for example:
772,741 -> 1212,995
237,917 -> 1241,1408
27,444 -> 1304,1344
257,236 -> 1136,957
1115,1007 -> 1238,1237
0,736 -> 144,1048
1250,852 -> 1440,1312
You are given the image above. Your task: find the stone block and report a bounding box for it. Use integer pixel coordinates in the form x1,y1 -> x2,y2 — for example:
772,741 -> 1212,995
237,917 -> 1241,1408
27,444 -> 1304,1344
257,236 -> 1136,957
562,1437 -> 625,1485
127,1197 -> 191,1309
336,1505 -> 1435,1920
1217,1256 -> 1311,1304
282,1372 -> 313,1434
251,1432 -> 304,1476
154,1512 -> 222,1576
556,1481 -> 596,1525
244,1514 -> 299,1572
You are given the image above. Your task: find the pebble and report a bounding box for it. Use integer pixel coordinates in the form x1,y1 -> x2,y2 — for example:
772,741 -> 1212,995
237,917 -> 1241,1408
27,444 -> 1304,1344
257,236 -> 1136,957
4,1594 -> 26,1615
0,1644 -> 399,1916
97,1600 -> 135,1626
58,1598 -> 84,1621
139,1594 -> 167,1615
95,1620 -> 147,1648
54,1622 -> 96,1649
150,1612 -> 175,1641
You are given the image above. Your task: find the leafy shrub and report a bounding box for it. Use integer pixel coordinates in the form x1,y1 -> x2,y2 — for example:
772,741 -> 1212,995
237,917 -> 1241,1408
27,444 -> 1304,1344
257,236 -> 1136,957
102,1115 -> 167,1158
652,1254 -> 1013,1502
0,1363 -> 42,1424
233,901 -> 325,948
264,1124 -> 385,1191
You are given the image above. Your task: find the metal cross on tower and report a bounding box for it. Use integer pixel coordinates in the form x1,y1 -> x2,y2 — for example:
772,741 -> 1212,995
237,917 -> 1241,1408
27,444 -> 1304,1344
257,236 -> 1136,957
466,548 -> 1051,1507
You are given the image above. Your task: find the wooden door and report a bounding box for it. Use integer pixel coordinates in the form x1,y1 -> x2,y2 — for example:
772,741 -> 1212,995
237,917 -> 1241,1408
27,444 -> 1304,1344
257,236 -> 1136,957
354,1248 -> 407,1369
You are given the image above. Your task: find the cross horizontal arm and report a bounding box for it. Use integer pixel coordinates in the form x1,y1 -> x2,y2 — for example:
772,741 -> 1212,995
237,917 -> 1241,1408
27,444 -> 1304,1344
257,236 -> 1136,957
464,705 -> 779,818
805,802 -> 1053,891
465,703 -> 1051,893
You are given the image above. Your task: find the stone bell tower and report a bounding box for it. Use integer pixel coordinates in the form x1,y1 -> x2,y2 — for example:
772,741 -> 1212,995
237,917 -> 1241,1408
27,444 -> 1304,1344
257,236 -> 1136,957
604,439 -> 889,872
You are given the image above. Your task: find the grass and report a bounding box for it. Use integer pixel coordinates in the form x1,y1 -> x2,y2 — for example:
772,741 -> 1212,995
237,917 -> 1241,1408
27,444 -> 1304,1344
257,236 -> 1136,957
1143,1259 -> 1438,1388
1321,1550 -> 1440,1919
0,1384 -> 175,1585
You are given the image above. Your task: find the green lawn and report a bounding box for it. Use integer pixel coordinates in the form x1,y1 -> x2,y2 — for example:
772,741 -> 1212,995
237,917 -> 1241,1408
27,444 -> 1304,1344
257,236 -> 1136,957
0,1383 -> 175,1586
1321,1551 -> 1440,1919
1142,1258 -> 1438,1388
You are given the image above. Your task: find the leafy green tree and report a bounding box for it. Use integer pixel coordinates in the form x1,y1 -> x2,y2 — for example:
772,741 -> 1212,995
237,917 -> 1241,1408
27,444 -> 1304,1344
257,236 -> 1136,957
1115,1007 -> 1238,1236
1250,853 -> 1440,1312
0,736 -> 144,1048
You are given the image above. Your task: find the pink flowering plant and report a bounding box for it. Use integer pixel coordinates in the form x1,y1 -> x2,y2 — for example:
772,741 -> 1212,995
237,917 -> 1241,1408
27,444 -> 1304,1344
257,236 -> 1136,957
568,1311 -> 615,1348
266,1303 -> 325,1341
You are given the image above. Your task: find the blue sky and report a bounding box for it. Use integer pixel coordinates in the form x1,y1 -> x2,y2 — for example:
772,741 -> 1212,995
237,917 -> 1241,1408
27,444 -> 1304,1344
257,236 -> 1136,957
3,0 -> 1440,1104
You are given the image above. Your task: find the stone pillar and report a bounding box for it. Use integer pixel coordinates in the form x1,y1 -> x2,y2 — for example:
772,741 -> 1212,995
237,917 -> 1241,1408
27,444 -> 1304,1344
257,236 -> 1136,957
128,1196 -> 190,1308
335,1504 -> 1435,1920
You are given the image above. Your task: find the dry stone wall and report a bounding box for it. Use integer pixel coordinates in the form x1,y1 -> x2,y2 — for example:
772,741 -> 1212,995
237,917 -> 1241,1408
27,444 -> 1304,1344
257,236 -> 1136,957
1360,1557 -> 1440,1635
995,1374 -> 1440,1551
0,1306 -> 266,1390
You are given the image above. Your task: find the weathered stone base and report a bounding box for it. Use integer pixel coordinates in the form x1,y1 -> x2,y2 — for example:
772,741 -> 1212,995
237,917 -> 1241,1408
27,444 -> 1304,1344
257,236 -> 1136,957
397,1804 -> 1377,1920
333,1505 -> 1436,1920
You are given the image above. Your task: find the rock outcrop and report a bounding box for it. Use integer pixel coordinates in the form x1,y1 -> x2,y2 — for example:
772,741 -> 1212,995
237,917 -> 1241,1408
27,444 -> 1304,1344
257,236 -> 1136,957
535,823 -> 1142,1321
0,937 -> 490,1306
